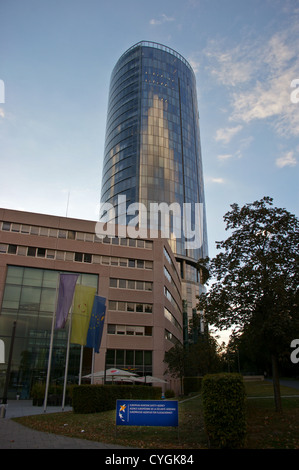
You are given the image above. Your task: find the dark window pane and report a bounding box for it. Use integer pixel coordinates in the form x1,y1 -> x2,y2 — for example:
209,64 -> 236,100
27,247 -> 36,257
135,350 -> 143,365
84,253 -> 92,263
2,222 -> 11,231
37,248 -> 46,257
75,253 -> 83,262
8,245 -> 17,254
116,350 -> 125,366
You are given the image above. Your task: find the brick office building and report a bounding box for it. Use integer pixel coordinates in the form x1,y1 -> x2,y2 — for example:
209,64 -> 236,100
0,208 -> 183,398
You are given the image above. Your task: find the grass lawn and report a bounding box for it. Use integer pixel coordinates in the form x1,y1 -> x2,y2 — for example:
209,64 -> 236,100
14,381 -> 299,449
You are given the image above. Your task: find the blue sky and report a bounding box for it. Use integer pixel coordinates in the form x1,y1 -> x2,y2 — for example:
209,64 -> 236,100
1,0 -> 298,263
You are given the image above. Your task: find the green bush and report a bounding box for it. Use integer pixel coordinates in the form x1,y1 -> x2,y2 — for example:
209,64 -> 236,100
202,373 -> 247,448
164,389 -> 175,398
31,383 -> 74,406
183,377 -> 202,395
72,385 -> 162,413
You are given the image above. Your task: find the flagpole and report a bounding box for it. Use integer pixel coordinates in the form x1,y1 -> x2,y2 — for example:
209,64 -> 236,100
79,345 -> 83,385
44,274 -> 60,413
62,301 -> 73,411
91,349 -> 95,385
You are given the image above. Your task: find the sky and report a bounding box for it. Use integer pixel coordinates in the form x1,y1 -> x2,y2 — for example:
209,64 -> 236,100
1,0 -> 299,342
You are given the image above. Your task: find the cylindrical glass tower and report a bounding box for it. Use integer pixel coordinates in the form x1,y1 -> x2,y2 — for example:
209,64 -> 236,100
101,41 -> 208,324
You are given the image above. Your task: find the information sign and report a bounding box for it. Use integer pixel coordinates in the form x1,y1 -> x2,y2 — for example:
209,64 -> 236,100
116,400 -> 178,427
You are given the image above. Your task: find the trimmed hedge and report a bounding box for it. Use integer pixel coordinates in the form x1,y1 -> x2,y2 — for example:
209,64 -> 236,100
72,385 -> 162,413
164,389 -> 175,398
183,377 -> 203,395
31,383 -> 74,406
202,373 -> 247,448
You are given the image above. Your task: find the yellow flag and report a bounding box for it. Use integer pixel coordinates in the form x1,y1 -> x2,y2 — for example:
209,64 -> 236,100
70,285 -> 96,345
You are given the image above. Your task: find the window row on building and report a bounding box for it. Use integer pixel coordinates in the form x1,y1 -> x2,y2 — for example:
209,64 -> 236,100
109,278 -> 153,292
108,300 -> 153,314
0,243 -> 153,269
164,306 -> 182,332
164,286 -> 181,316
0,221 -> 153,249
106,348 -> 152,375
165,329 -> 181,345
164,265 -> 181,300
107,324 -> 152,336
163,246 -> 180,285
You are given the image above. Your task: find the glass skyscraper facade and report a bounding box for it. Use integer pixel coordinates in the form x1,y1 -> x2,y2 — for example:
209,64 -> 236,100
101,42 -> 208,323
101,42 -> 207,259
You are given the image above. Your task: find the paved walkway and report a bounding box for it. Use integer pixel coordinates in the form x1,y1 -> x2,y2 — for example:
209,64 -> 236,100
0,400 -> 130,449
278,379 -> 299,390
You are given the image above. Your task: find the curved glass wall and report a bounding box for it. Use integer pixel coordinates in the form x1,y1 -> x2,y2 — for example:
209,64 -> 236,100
0,266 -> 98,399
101,41 -> 208,264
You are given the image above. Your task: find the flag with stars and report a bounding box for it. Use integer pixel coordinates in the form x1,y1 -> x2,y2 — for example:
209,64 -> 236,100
86,295 -> 106,353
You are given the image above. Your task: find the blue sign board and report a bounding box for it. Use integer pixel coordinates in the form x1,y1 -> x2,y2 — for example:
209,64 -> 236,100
116,400 -> 178,427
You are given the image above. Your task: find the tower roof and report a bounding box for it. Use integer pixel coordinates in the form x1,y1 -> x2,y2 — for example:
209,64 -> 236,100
119,40 -> 194,73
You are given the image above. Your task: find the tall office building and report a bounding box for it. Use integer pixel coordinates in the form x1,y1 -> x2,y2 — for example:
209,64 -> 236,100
101,41 -> 208,326
0,43 -> 208,400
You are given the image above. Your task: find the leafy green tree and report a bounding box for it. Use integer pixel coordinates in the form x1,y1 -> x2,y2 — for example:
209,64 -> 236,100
164,322 -> 225,393
197,197 -> 299,412
186,331 -> 225,376
163,343 -> 187,394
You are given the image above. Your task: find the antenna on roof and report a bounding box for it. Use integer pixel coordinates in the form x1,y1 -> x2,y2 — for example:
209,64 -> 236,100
66,191 -> 70,217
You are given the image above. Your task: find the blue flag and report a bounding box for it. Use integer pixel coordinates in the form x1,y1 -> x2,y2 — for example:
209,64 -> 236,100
86,296 -> 106,353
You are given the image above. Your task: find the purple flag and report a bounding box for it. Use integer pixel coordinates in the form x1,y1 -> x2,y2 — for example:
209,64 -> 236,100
55,273 -> 79,329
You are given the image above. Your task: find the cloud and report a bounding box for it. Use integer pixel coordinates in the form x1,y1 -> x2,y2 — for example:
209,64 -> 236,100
215,125 -> 243,144
205,46 -> 253,86
276,151 -> 297,168
205,24 -> 299,137
0,108 -> 4,119
207,177 -> 225,184
188,58 -> 200,74
217,154 -> 233,161
149,14 -> 175,25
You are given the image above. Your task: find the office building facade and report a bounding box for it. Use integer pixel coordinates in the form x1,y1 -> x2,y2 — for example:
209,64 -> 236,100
101,41 -> 208,325
0,209 -> 182,398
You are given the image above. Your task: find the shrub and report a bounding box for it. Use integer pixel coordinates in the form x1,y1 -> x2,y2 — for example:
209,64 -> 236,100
202,373 -> 247,448
72,385 -> 162,413
183,377 -> 202,395
31,383 -> 73,406
164,389 -> 175,398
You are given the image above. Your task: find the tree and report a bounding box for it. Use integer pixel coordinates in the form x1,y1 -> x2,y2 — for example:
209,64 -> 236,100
186,333 -> 225,375
186,316 -> 225,375
197,197 -> 299,412
164,326 -> 225,393
163,343 -> 187,394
